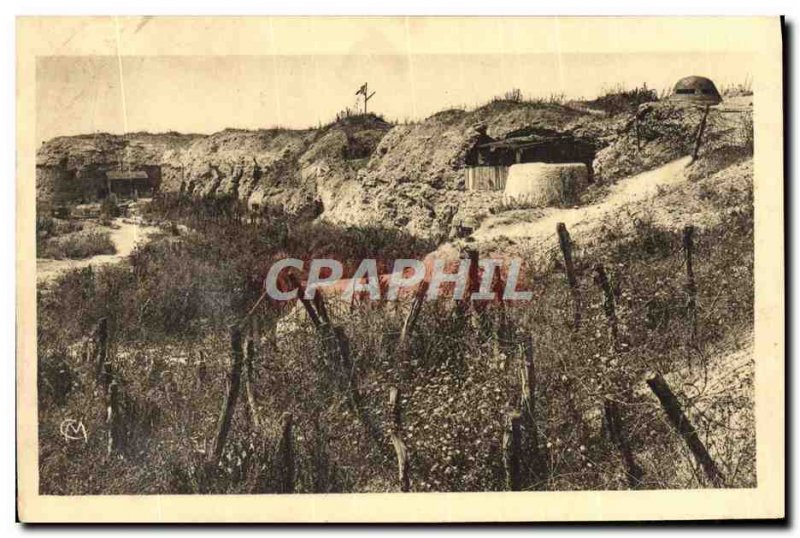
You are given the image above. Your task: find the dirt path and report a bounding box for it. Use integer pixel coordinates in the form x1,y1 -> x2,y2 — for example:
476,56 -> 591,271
37,218 -> 160,284
471,156 -> 693,249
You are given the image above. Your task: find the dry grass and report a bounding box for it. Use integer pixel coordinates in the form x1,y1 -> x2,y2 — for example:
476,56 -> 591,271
720,76 -> 753,97
37,229 -> 116,260
490,88 -> 567,107
584,84 -> 659,116
37,179 -> 754,493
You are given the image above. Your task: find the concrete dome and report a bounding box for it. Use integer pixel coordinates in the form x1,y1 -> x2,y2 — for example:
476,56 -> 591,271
669,76 -> 722,105
503,163 -> 588,208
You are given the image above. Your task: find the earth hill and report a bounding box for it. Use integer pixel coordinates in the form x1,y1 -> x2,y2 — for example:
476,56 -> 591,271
36,98 -> 740,237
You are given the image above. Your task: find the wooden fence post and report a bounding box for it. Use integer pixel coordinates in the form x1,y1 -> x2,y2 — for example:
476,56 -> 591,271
519,337 -> 535,420
388,387 -> 410,492
557,223 -> 581,329
603,398 -> 644,488
683,225 -> 698,347
399,282 -> 426,344
646,372 -> 724,487
593,264 -> 619,351
463,247 -> 480,322
276,412 -> 295,493
398,281 -> 428,380
92,318 -> 122,458
209,325 -> 245,467
502,411 -> 522,491
489,260 -> 510,358
95,317 -> 109,386
692,105 -> 711,162
519,336 -> 544,480
106,375 -> 123,458
243,337 -> 260,429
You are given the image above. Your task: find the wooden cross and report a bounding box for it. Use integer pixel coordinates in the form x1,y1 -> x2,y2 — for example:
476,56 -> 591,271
356,82 -> 376,115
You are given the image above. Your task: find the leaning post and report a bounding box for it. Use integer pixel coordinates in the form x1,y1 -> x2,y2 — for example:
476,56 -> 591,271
556,223 -> 581,329
646,372 -> 725,487
209,325 -> 245,467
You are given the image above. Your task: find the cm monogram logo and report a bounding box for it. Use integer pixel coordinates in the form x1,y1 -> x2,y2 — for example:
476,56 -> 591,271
59,419 -> 88,443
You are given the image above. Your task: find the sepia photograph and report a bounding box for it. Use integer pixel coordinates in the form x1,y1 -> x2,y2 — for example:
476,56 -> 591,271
15,15 -> 784,522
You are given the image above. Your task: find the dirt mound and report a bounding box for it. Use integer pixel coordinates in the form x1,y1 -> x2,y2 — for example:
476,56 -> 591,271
321,102 -> 602,237
593,101 -> 753,183
36,115 -> 393,220
37,101 -> 605,237
363,102 -> 589,191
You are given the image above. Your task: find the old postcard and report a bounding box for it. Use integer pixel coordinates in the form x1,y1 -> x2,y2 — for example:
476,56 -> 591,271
16,16 -> 784,522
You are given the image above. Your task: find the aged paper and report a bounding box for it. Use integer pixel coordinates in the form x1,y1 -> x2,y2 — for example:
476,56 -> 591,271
17,16 -> 784,522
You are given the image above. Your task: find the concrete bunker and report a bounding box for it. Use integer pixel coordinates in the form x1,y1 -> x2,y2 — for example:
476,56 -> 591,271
464,126 -> 596,192
105,170 -> 158,199
668,76 -> 723,106
503,162 -> 589,207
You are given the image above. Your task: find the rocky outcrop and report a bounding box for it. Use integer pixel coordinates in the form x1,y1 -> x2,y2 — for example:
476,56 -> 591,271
36,101 -> 614,237
322,102 -> 607,236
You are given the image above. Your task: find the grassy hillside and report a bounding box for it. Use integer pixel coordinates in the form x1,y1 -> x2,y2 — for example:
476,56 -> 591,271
38,156 -> 754,494
36,86 -> 756,494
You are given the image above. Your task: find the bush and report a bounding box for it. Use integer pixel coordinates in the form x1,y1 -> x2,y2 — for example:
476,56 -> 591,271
587,84 -> 658,116
38,230 -> 116,260
36,216 -> 83,240
36,215 -> 55,238
100,197 -> 121,219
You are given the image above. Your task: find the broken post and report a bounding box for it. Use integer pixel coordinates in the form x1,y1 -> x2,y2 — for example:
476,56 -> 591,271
646,372 -> 724,487
276,412 -> 295,493
399,282 -> 426,345
398,281 -> 428,380
683,225 -> 698,347
502,411 -> 522,491
593,264 -> 619,352
692,105 -> 711,162
388,387 -> 410,492
603,398 -> 644,488
209,325 -> 245,467
556,223 -> 582,329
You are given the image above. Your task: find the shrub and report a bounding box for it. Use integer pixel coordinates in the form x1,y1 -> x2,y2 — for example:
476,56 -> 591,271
720,77 -> 753,97
36,215 -> 55,238
38,230 -> 116,260
100,197 -> 121,219
36,216 -> 84,240
587,84 -> 658,116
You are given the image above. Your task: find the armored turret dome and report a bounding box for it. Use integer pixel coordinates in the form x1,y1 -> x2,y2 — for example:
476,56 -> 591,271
669,76 -> 722,105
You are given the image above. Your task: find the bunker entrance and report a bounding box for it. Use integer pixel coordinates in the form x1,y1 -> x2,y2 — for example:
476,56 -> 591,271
464,127 -> 596,191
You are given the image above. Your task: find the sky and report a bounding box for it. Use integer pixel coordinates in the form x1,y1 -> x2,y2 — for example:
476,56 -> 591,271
36,51 -> 754,145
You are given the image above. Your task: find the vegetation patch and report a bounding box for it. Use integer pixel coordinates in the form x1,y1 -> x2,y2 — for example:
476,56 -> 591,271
38,229 -> 116,260
38,175 -> 754,493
